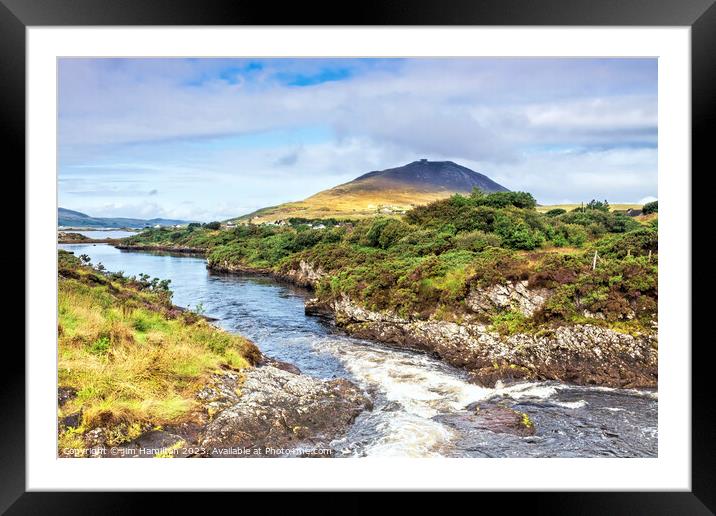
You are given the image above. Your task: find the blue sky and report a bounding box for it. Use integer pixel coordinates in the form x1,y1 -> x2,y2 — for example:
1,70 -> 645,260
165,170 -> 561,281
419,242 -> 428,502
58,58 -> 657,221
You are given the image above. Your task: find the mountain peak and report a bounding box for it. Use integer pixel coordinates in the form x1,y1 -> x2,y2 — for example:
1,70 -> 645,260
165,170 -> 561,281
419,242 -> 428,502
233,160 -> 509,223
353,160 -> 509,194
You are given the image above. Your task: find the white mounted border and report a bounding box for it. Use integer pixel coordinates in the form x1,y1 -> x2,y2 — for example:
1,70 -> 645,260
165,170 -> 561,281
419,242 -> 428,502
26,26 -> 690,491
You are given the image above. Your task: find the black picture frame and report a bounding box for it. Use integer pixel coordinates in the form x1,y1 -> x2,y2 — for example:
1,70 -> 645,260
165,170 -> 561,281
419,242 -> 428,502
4,0 -> 711,512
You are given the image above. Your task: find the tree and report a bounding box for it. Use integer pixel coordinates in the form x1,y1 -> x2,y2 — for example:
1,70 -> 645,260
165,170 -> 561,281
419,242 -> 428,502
642,200 -> 658,214
204,221 -> 221,230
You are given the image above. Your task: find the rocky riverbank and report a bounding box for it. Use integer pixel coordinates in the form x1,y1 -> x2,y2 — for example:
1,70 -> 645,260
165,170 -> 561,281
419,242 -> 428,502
125,246 -> 658,389
272,259 -> 656,389
62,363 -> 372,458
320,293 -> 656,388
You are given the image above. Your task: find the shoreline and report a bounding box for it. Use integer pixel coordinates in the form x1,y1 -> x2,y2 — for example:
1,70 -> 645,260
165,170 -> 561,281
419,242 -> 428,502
59,238 -> 123,244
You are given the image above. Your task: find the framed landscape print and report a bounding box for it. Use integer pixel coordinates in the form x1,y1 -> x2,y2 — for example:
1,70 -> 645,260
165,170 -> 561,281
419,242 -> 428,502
7,0 -> 713,511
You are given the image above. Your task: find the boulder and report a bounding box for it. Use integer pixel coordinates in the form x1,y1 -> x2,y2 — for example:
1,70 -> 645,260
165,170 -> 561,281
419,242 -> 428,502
435,403 -> 536,437
466,280 -> 551,317
199,366 -> 371,457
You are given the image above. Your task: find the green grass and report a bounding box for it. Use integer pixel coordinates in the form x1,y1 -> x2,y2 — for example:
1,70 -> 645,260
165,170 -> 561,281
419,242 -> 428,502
57,250 -> 261,452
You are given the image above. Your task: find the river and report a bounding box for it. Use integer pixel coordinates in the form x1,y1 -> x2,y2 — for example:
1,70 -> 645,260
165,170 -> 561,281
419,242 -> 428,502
59,243 -> 658,458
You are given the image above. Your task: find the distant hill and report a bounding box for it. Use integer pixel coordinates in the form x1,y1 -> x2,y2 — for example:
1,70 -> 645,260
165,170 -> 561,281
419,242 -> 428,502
232,160 -> 509,223
58,207 -> 194,229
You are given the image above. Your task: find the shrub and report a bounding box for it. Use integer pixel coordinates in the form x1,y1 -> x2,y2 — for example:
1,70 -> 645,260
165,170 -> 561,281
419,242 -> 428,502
494,213 -> 544,250
452,230 -> 503,252
377,220 -> 412,249
642,201 -> 658,214
560,210 -> 639,234
470,248 -> 530,287
594,227 -> 658,259
473,191 -> 537,210
490,310 -> 531,335
528,253 -> 587,289
360,218 -> 412,249
364,218 -> 392,248
287,228 -> 323,252
586,199 -> 610,212
545,208 -> 567,217
544,222 -> 588,247
394,229 -> 453,256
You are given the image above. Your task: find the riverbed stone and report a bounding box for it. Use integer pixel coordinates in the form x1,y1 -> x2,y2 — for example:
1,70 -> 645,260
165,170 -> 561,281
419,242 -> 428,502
199,366 -> 372,457
435,403 -> 536,437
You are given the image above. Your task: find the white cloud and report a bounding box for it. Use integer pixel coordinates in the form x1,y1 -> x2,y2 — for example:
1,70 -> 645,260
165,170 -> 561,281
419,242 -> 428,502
58,58 -> 658,219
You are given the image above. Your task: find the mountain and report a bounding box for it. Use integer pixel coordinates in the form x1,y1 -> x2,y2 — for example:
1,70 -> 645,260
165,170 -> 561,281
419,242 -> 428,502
58,207 -> 194,229
233,160 -> 509,223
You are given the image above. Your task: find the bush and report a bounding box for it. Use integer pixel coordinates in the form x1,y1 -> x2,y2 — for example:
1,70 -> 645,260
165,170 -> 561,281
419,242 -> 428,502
544,222 -> 588,247
642,201 -> 658,214
359,218 -> 413,249
472,191 -> 537,210
470,248 -> 530,287
528,253 -> 587,289
491,310 -> 531,335
287,229 -> 323,252
594,227 -> 658,258
452,230 -> 503,252
586,199 -> 610,212
560,210 -> 639,235
494,213 -> 544,250
545,208 -> 566,217
377,220 -> 412,249
394,229 -> 453,256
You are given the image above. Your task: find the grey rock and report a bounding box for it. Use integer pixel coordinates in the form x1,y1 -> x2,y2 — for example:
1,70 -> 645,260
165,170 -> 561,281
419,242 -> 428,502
59,411 -> 82,429
58,386 -> 77,407
199,366 -> 372,456
466,280 -> 551,317
434,403 -> 536,437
